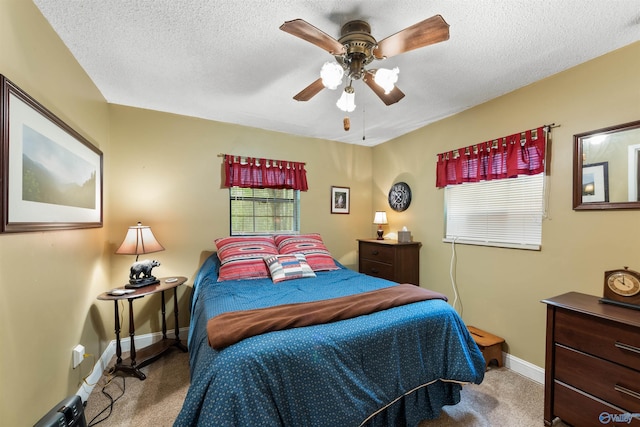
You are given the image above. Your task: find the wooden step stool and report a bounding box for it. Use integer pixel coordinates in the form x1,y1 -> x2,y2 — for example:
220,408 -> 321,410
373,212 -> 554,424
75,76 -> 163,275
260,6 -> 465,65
467,326 -> 505,368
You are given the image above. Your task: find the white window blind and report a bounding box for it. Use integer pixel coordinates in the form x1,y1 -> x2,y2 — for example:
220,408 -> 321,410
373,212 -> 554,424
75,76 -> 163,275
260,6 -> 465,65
230,187 -> 300,235
444,174 -> 544,250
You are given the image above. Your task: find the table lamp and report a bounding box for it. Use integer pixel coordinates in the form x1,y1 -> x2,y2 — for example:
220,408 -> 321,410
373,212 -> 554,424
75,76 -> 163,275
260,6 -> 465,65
115,222 -> 165,288
373,211 -> 388,240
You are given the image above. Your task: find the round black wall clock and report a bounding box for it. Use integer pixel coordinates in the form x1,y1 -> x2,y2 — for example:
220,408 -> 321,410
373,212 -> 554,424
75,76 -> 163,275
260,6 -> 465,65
388,182 -> 412,212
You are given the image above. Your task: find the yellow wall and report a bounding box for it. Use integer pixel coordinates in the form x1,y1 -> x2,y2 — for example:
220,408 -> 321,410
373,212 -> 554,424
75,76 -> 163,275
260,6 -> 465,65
372,41 -> 640,368
0,1 -> 111,425
106,105 -> 373,335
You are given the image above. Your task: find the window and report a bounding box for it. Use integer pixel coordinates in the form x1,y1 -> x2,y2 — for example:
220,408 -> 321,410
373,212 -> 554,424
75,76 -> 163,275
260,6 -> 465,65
230,187 -> 300,235
444,174 -> 544,250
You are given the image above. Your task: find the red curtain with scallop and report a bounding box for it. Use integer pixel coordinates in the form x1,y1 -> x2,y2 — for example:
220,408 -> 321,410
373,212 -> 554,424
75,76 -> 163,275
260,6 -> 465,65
435,127 -> 546,188
223,154 -> 308,191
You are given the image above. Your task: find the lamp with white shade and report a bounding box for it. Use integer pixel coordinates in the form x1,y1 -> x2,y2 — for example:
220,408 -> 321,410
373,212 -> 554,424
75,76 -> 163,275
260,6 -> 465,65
115,222 -> 165,288
373,211 -> 388,240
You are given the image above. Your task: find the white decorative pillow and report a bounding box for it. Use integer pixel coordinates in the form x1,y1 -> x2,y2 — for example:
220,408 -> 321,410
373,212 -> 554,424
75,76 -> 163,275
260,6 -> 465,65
264,253 -> 316,284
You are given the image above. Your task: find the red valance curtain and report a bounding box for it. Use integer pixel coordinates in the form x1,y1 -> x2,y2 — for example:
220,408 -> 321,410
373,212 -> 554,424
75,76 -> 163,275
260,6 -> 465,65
223,154 -> 308,191
435,127 -> 546,188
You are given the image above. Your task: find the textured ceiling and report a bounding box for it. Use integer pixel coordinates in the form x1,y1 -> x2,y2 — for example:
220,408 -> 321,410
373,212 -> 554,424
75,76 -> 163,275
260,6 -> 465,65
34,1 -> 640,146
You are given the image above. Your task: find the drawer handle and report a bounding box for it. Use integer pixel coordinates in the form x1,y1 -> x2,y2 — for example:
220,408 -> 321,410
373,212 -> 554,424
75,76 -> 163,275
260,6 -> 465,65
370,268 -> 379,274
614,384 -> 640,401
371,250 -> 379,256
615,341 -> 640,355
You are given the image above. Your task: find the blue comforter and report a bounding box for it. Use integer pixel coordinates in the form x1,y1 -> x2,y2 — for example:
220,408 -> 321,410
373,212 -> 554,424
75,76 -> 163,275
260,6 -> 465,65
175,254 -> 485,427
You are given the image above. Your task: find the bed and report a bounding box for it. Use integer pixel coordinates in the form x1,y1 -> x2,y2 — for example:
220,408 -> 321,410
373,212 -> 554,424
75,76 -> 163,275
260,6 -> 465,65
175,235 -> 485,427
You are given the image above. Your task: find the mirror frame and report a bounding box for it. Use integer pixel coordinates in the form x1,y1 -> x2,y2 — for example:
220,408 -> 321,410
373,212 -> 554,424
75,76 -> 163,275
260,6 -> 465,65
573,120 -> 640,210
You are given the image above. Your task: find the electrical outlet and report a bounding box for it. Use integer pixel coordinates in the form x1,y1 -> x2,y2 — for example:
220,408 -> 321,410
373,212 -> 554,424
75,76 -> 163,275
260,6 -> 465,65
73,344 -> 85,369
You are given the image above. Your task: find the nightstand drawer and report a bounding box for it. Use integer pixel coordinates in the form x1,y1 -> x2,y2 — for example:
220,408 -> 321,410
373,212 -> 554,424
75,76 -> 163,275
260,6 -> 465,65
357,239 -> 421,285
359,242 -> 395,264
555,309 -> 640,371
359,259 -> 395,281
555,344 -> 640,412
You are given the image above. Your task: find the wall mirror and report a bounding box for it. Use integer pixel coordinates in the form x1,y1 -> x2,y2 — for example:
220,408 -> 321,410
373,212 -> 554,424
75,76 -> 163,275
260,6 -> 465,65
573,120 -> 640,210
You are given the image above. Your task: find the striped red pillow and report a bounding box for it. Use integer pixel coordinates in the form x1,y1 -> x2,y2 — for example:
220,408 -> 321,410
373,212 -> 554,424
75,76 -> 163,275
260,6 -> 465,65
215,236 -> 278,281
274,234 -> 339,272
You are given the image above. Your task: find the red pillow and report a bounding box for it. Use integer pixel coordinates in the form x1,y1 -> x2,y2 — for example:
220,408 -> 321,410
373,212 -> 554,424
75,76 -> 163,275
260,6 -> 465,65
215,236 -> 278,281
274,234 -> 339,272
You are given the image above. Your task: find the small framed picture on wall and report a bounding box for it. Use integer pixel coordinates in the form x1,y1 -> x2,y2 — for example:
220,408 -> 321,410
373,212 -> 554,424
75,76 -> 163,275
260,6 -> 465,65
331,186 -> 350,214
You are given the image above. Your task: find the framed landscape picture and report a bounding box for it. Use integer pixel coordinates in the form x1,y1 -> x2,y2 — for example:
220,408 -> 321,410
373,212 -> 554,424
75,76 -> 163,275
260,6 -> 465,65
0,75 -> 103,232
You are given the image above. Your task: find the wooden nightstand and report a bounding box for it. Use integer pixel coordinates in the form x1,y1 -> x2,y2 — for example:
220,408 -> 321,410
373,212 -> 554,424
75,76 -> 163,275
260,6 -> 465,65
358,239 -> 421,285
97,277 -> 188,380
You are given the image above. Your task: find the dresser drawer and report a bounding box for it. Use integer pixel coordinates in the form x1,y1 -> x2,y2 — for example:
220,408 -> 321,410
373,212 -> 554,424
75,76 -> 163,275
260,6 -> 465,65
555,344 -> 640,412
357,239 -> 421,285
554,381 -> 640,427
359,259 -> 395,282
359,242 -> 395,264
555,308 -> 640,371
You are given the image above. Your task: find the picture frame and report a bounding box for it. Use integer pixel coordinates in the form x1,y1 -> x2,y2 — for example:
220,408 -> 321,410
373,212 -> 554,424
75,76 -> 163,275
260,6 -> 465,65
331,186 -> 350,214
0,75 -> 103,232
581,162 -> 609,203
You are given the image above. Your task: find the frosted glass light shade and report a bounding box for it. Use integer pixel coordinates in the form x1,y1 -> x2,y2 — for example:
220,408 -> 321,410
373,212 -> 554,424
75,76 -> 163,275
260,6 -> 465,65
320,62 -> 344,90
374,67 -> 399,94
336,86 -> 356,112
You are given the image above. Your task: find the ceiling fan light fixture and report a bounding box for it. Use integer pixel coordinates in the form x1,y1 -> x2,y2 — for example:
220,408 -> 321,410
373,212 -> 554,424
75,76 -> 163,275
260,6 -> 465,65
374,67 -> 399,94
336,85 -> 356,112
320,61 -> 344,90
281,16 -> 449,107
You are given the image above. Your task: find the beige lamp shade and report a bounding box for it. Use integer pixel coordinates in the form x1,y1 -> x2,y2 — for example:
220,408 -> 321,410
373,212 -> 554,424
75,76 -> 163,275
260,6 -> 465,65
115,222 -> 164,256
373,211 -> 388,240
373,211 -> 388,225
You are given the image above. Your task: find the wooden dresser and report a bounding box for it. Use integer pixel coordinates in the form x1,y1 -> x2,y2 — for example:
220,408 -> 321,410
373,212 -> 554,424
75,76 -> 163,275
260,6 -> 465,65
357,239 -> 421,285
542,292 -> 640,426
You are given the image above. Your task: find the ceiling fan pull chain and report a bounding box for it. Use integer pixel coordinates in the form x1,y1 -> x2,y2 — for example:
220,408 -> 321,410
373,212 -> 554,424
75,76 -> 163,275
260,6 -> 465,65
362,107 -> 366,141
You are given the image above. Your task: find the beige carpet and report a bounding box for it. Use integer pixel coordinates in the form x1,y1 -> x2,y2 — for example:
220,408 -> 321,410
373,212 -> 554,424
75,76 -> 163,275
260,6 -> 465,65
84,350 -> 190,427
84,351 -> 560,426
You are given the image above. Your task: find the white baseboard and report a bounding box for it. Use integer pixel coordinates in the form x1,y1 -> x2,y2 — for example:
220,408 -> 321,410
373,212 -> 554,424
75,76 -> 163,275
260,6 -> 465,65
502,352 -> 545,384
76,327 -> 190,402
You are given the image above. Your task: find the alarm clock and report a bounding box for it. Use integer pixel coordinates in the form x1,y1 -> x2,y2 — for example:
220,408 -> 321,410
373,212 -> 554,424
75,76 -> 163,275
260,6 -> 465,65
388,182 -> 412,212
600,267 -> 640,310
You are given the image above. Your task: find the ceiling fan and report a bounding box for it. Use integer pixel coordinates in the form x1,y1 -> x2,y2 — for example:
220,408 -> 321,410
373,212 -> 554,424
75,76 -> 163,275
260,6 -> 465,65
280,15 -> 450,112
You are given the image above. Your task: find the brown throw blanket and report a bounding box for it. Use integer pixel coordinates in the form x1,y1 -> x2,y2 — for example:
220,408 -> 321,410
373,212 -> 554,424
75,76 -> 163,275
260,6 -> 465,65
207,284 -> 448,350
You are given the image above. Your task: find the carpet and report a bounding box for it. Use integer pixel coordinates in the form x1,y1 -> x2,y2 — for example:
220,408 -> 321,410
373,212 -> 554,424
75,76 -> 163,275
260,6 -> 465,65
84,350 -> 561,426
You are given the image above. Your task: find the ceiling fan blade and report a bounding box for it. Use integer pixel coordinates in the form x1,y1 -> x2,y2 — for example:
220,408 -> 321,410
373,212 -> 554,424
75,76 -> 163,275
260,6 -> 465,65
363,71 -> 405,105
374,15 -> 449,59
280,19 -> 346,56
293,78 -> 325,101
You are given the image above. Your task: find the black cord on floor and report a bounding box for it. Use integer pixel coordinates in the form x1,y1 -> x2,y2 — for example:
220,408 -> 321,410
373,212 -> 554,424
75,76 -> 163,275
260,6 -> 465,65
87,375 -> 126,426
